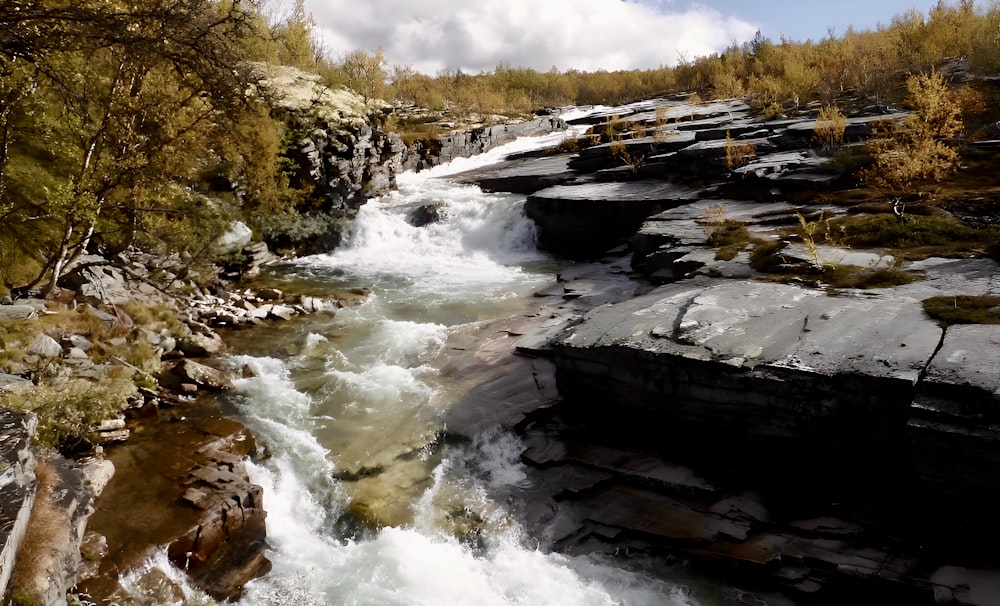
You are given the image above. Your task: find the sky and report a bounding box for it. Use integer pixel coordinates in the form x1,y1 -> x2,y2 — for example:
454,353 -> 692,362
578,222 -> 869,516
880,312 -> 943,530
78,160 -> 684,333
303,0 -> 955,74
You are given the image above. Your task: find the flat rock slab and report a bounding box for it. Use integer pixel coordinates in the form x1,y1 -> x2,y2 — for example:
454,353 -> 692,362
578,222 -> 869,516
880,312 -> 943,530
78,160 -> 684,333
921,324 -> 1000,398
931,566 -> 1000,606
558,279 -> 942,383
531,180 -> 703,204
0,306 -> 37,320
449,154 -> 578,194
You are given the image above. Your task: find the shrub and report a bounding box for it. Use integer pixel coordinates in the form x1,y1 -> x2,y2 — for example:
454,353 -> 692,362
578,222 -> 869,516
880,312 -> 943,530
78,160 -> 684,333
0,368 -> 137,448
862,71 -> 963,192
814,105 -> 847,152
725,131 -> 756,169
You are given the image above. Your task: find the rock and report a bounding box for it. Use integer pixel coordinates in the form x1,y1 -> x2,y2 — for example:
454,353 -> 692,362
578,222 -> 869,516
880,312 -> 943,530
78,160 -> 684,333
64,335 -> 94,352
173,360 -> 235,391
63,262 -> 131,307
177,333 -> 226,357
0,374 -> 33,393
408,203 -> 443,227
526,181 -> 702,259
931,566 -> 1000,606
214,221 -> 253,254
268,304 -> 295,321
27,333 -> 62,358
7,452 -> 111,606
0,409 -> 36,599
255,287 -> 283,301
0,305 -> 37,320
81,305 -> 122,330
550,279 -> 944,496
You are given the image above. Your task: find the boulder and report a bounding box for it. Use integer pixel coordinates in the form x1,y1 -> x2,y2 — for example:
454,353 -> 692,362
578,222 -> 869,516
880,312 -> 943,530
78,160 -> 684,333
173,360 -> 235,391
63,263 -> 131,307
408,203 -> 443,227
214,221 -> 253,254
177,333 -> 226,357
0,305 -> 37,320
27,333 -> 62,358
0,374 -> 32,394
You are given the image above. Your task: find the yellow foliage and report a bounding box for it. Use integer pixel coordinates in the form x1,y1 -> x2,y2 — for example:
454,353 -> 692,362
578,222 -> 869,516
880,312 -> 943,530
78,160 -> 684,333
725,131 -> 756,169
814,105 -> 847,152
863,70 -> 963,192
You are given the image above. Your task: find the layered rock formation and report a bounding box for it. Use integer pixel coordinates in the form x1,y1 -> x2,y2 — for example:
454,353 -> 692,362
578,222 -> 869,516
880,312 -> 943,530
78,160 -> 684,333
446,96 -> 1000,603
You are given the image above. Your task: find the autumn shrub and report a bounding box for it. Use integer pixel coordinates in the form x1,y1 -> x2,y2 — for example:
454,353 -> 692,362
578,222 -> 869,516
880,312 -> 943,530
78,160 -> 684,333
814,105 -> 847,152
862,71 -> 963,192
725,131 -> 756,169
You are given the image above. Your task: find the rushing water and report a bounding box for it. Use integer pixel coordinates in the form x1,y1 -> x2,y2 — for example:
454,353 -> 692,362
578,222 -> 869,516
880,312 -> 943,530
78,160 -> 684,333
181,131 -> 712,606
112,129 -> 781,605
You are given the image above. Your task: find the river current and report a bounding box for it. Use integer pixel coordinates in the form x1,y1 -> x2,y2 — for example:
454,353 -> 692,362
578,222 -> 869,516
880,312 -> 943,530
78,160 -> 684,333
117,129 -> 776,605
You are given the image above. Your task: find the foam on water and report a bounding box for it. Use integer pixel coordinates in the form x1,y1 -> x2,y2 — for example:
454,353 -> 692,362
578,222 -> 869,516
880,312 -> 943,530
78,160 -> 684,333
118,131 -> 709,605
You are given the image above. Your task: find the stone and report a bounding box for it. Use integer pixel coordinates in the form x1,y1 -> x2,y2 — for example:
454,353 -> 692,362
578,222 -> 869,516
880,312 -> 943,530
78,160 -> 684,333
268,304 -> 295,321
214,221 -> 253,254
0,374 -> 33,393
27,333 -> 62,358
255,287 -> 283,301
64,334 -> 94,352
0,305 -> 37,320
173,360 -> 235,391
177,333 -> 226,357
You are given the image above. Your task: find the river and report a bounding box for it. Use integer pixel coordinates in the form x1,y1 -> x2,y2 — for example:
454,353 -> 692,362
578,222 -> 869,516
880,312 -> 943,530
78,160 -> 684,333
118,129 -> 786,605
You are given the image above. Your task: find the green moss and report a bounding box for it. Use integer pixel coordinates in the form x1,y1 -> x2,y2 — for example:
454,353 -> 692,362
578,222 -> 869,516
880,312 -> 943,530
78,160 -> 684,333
708,220 -> 751,247
923,295 -> 1000,325
818,266 -> 923,289
828,213 -> 998,257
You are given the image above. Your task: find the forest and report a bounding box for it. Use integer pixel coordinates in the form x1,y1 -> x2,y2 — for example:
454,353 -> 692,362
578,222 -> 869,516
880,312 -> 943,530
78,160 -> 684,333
1,0 -> 999,296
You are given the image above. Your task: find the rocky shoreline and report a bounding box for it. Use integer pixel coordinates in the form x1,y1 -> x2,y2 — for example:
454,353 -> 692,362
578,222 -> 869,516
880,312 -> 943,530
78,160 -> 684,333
438,96 -> 1000,604
0,241 -> 371,602
3,83 -> 1000,604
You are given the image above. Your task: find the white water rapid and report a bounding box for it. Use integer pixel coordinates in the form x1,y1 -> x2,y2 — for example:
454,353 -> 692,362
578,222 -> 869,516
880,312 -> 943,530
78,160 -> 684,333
117,130 -> 743,606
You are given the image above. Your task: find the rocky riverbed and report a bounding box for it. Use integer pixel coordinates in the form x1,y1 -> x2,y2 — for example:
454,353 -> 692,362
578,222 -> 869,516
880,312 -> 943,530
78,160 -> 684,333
3,85 -> 1000,605
440,96 -> 1000,604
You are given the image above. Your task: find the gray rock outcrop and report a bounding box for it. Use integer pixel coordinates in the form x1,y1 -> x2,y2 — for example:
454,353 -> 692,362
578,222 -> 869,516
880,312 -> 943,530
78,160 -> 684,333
0,409 -> 36,600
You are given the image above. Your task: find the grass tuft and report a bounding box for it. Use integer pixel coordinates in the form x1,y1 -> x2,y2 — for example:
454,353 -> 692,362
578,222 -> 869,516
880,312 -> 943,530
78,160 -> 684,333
923,295 -> 1000,325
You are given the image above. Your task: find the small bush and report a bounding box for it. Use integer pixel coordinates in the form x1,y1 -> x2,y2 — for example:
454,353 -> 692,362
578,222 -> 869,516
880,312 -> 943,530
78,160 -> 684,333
707,220 -> 752,260
814,105 -> 847,152
923,295 -> 1000,325
0,368 -> 137,448
725,131 -> 756,169
750,240 -> 789,272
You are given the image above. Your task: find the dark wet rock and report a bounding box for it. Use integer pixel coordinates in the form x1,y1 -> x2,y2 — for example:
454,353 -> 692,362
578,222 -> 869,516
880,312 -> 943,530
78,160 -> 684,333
408,203 -> 442,227
170,436 -> 270,601
525,181 -> 702,258
79,409 -> 267,602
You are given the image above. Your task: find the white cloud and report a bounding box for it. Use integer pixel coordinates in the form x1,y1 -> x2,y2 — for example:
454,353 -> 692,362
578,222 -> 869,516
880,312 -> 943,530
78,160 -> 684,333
306,0 -> 758,74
